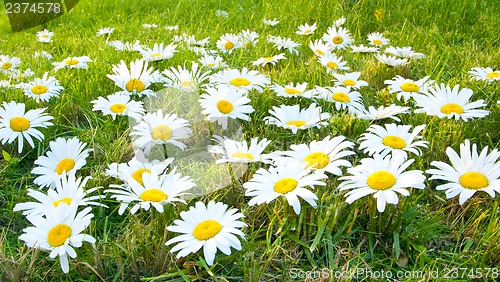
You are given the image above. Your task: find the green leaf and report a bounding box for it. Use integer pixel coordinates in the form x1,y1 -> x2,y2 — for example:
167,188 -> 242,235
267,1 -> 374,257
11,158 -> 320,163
2,150 -> 10,162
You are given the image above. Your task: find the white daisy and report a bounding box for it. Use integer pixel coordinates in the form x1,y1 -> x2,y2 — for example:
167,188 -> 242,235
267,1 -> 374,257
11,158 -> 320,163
106,59 -> 162,97
322,26 -> 353,50
91,93 -> 145,121
209,135 -> 274,164
164,25 -> 179,31
199,54 -> 228,69
269,82 -> 316,99
36,29 -> 54,43
105,155 -> 173,186
318,54 -> 350,74
309,39 -> 333,57
263,18 -> 279,26
199,85 -> 254,129
252,53 -> 286,67
96,27 -> 115,36
413,83 -> 489,121
244,160 -> 326,214
367,32 -> 390,46
385,46 -> 425,59
161,62 -> 211,92
268,36 -> 301,55
22,72 -> 64,103
332,72 -> 368,89
358,123 -> 428,159
18,204 -> 95,273
52,56 -> 92,71
333,17 -> 346,27
34,51 -> 53,60
339,154 -> 426,212
0,101 -> 53,153
142,23 -> 158,29
314,86 -> 365,113
215,10 -> 229,18
108,40 -> 144,52
469,67 -> 500,83
264,103 -> 330,134
280,135 -> 355,175
130,109 -> 192,152
210,67 -> 270,93
13,173 -> 106,217
165,201 -> 247,266
384,75 -> 434,102
356,104 -> 410,122
216,33 -> 242,54
0,55 -> 21,74
350,44 -> 379,53
31,137 -> 92,189
374,54 -> 409,67
139,43 -> 177,62
427,139 -> 500,204
296,23 -> 317,35
105,170 -> 194,214
238,29 -> 259,49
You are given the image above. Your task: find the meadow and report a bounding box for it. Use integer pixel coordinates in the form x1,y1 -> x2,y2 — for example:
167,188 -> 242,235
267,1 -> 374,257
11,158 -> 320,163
0,0 -> 499,281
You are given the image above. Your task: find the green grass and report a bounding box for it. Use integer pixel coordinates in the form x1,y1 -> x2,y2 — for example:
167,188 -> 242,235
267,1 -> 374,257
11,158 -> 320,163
1,0 -> 500,281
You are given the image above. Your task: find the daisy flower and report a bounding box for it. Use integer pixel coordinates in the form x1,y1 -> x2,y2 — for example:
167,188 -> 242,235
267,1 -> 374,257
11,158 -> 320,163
108,40 -> 144,51
36,29 -> 54,43
96,27 -> 115,36
338,154 -> 426,212
215,9 -> 229,18
374,54 -> 409,67
105,155 -> 173,186
216,33 -> 242,54
34,51 -> 53,60
166,201 -> 247,266
91,93 -> 145,121
469,67 -> 500,83
52,56 -> 92,71
31,137 -> 91,189
130,109 -> 192,152
426,139 -> 500,204
296,23 -> 317,35
139,43 -> 178,62
264,103 -> 330,134
106,170 -> 194,214
358,123 -> 428,159
318,54 -> 349,74
106,59 -> 162,97
142,23 -> 158,29
244,160 -> 326,214
350,44 -> 379,53
23,72 -> 64,103
210,67 -> 270,93
0,55 -> 21,74
413,83 -> 489,121
268,36 -> 301,55
309,39 -> 333,57
367,32 -> 390,46
332,72 -> 368,89
384,75 -> 434,102
356,104 -> 410,122
314,86 -> 364,113
238,29 -> 259,49
199,85 -> 254,129
333,16 -> 346,27
0,101 -> 53,153
209,136 -> 274,164
263,18 -> 279,26
322,26 -> 353,50
252,53 -> 286,67
164,25 -> 179,31
385,46 -> 425,59
199,54 -> 228,69
162,62 -> 211,92
13,173 -> 106,217
269,82 -> 316,99
280,135 -> 355,175
19,204 -> 95,273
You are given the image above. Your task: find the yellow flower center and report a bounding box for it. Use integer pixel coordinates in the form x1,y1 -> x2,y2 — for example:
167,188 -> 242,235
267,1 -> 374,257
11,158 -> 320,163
31,85 -> 49,95
373,39 -> 383,45
273,177 -> 298,194
367,171 -> 396,190
55,158 -> 76,175
284,88 -> 302,95
9,117 -> 30,132
42,35 -> 49,38
216,100 -> 234,114
332,92 -> 350,102
263,57 -> 274,62
53,198 -> 72,207
315,49 -> 325,56
47,224 -> 72,247
486,72 -> 500,79
132,168 -> 151,186
382,135 -> 406,149
400,82 -> 420,92
327,62 -> 338,70
151,125 -> 172,141
110,103 -> 126,113
126,79 -> 146,93
2,62 -> 13,70
231,151 -> 254,160
332,36 -> 344,44
151,53 -> 164,59
440,103 -> 464,115
245,42 -> 252,49
140,188 -> 168,202
65,59 -> 79,65
193,220 -> 223,240
459,172 -> 488,190
224,42 -> 234,50
343,79 -> 356,86
304,152 -> 330,169
207,63 -> 215,67
286,120 -> 306,127
181,80 -> 196,87
229,78 -> 250,87
304,29 -> 312,34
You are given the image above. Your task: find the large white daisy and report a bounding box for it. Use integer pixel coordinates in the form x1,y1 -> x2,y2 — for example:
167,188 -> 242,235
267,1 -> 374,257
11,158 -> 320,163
216,33 -> 242,53
332,72 -> 368,89
322,26 -> 353,50
355,104 -> 410,122
264,103 -> 330,134
469,67 -> 500,83
0,55 -> 21,74
314,86 -> 365,113
269,82 -> 316,99
208,135 -> 274,164
139,43 -> 178,62
162,62 -> 211,92
23,72 -> 64,102
210,67 -> 270,93
52,56 -> 92,71
105,155 -> 173,187
106,59 -> 162,97
91,93 -> 145,121
384,75 -> 433,102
